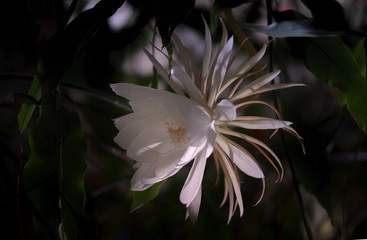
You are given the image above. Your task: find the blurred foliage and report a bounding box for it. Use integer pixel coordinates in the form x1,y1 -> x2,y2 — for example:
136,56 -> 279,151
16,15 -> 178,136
1,0 -> 367,239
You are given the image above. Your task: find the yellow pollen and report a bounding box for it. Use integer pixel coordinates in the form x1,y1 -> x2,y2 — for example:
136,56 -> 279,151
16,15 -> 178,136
166,126 -> 187,143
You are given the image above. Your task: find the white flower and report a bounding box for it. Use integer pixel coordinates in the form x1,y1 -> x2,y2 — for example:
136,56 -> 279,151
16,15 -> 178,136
111,19 -> 304,223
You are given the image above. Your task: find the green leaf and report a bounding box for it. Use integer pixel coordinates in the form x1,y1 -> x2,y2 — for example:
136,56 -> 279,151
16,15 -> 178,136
23,93 -> 87,239
60,105 -> 87,239
17,76 -> 42,134
131,182 -> 163,212
353,38 -> 367,77
293,37 -> 367,133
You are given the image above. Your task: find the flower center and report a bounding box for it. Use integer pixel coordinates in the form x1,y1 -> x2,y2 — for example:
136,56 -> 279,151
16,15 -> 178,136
166,121 -> 187,144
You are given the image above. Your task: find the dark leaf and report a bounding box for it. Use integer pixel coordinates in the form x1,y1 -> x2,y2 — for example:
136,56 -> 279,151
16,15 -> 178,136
291,37 -> 367,133
153,0 -> 195,46
18,76 -> 42,135
23,92 -> 87,239
300,0 -> 348,30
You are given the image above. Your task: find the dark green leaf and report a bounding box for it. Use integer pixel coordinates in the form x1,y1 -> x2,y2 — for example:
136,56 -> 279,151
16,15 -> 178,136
131,182 -> 163,212
300,0 -> 348,30
153,0 -> 195,46
23,93 -> 87,239
60,105 -> 87,239
23,94 -> 61,239
353,38 -> 367,77
38,0 -> 126,91
18,76 -> 42,135
293,37 -> 367,133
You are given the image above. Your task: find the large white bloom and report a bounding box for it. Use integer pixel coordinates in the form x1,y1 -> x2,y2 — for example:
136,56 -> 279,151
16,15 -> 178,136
111,19 -> 304,223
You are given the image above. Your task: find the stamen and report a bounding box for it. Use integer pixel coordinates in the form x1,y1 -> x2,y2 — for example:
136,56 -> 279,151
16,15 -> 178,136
166,126 -> 187,143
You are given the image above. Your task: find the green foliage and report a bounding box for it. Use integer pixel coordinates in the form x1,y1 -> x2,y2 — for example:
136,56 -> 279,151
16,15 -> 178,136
18,76 -> 42,134
22,93 -> 87,239
293,37 -> 367,133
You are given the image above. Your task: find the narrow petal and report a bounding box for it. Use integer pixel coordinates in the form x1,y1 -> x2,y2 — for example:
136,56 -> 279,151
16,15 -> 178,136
229,70 -> 280,101
226,116 -> 293,130
143,49 -> 185,95
242,83 -> 306,98
186,184 -> 202,223
180,150 -> 208,205
171,63 -> 204,104
217,127 -> 284,181
201,17 -> 212,92
219,44 -> 267,95
216,134 -> 264,178
215,145 -> 244,218
208,37 -> 234,106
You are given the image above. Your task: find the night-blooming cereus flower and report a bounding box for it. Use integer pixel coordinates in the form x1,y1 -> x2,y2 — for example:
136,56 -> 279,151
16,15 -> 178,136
111,20 -> 304,223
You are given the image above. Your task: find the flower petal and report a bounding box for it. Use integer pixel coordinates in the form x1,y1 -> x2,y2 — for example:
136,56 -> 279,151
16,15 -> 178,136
229,70 -> 280,101
216,134 -> 264,179
186,184 -> 202,223
201,17 -> 212,92
215,144 -> 244,218
214,99 -> 236,121
171,63 -> 204,104
242,83 -> 306,98
208,36 -> 234,106
219,44 -> 267,95
142,49 -> 185,95
180,149 -> 208,205
227,116 -> 293,130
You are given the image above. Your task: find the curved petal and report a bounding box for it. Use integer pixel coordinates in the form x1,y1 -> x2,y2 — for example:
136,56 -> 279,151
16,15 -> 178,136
201,17 -> 212,91
226,116 -> 293,130
216,134 -> 264,179
230,70 -> 280,101
208,37 -> 234,106
219,44 -> 267,95
180,149 -> 208,205
186,184 -> 202,223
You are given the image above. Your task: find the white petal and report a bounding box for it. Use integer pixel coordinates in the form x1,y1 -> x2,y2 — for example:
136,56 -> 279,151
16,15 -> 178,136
186,184 -> 202,223
227,116 -> 293,130
208,37 -> 234,106
142,50 -> 185,95
215,144 -> 244,217
171,63 -> 204,104
219,44 -> 267,95
172,33 -> 199,78
214,99 -> 236,121
201,17 -> 212,92
180,150 -> 208,205
243,83 -> 306,98
230,70 -> 280,101
113,114 -> 146,149
216,135 -> 264,178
